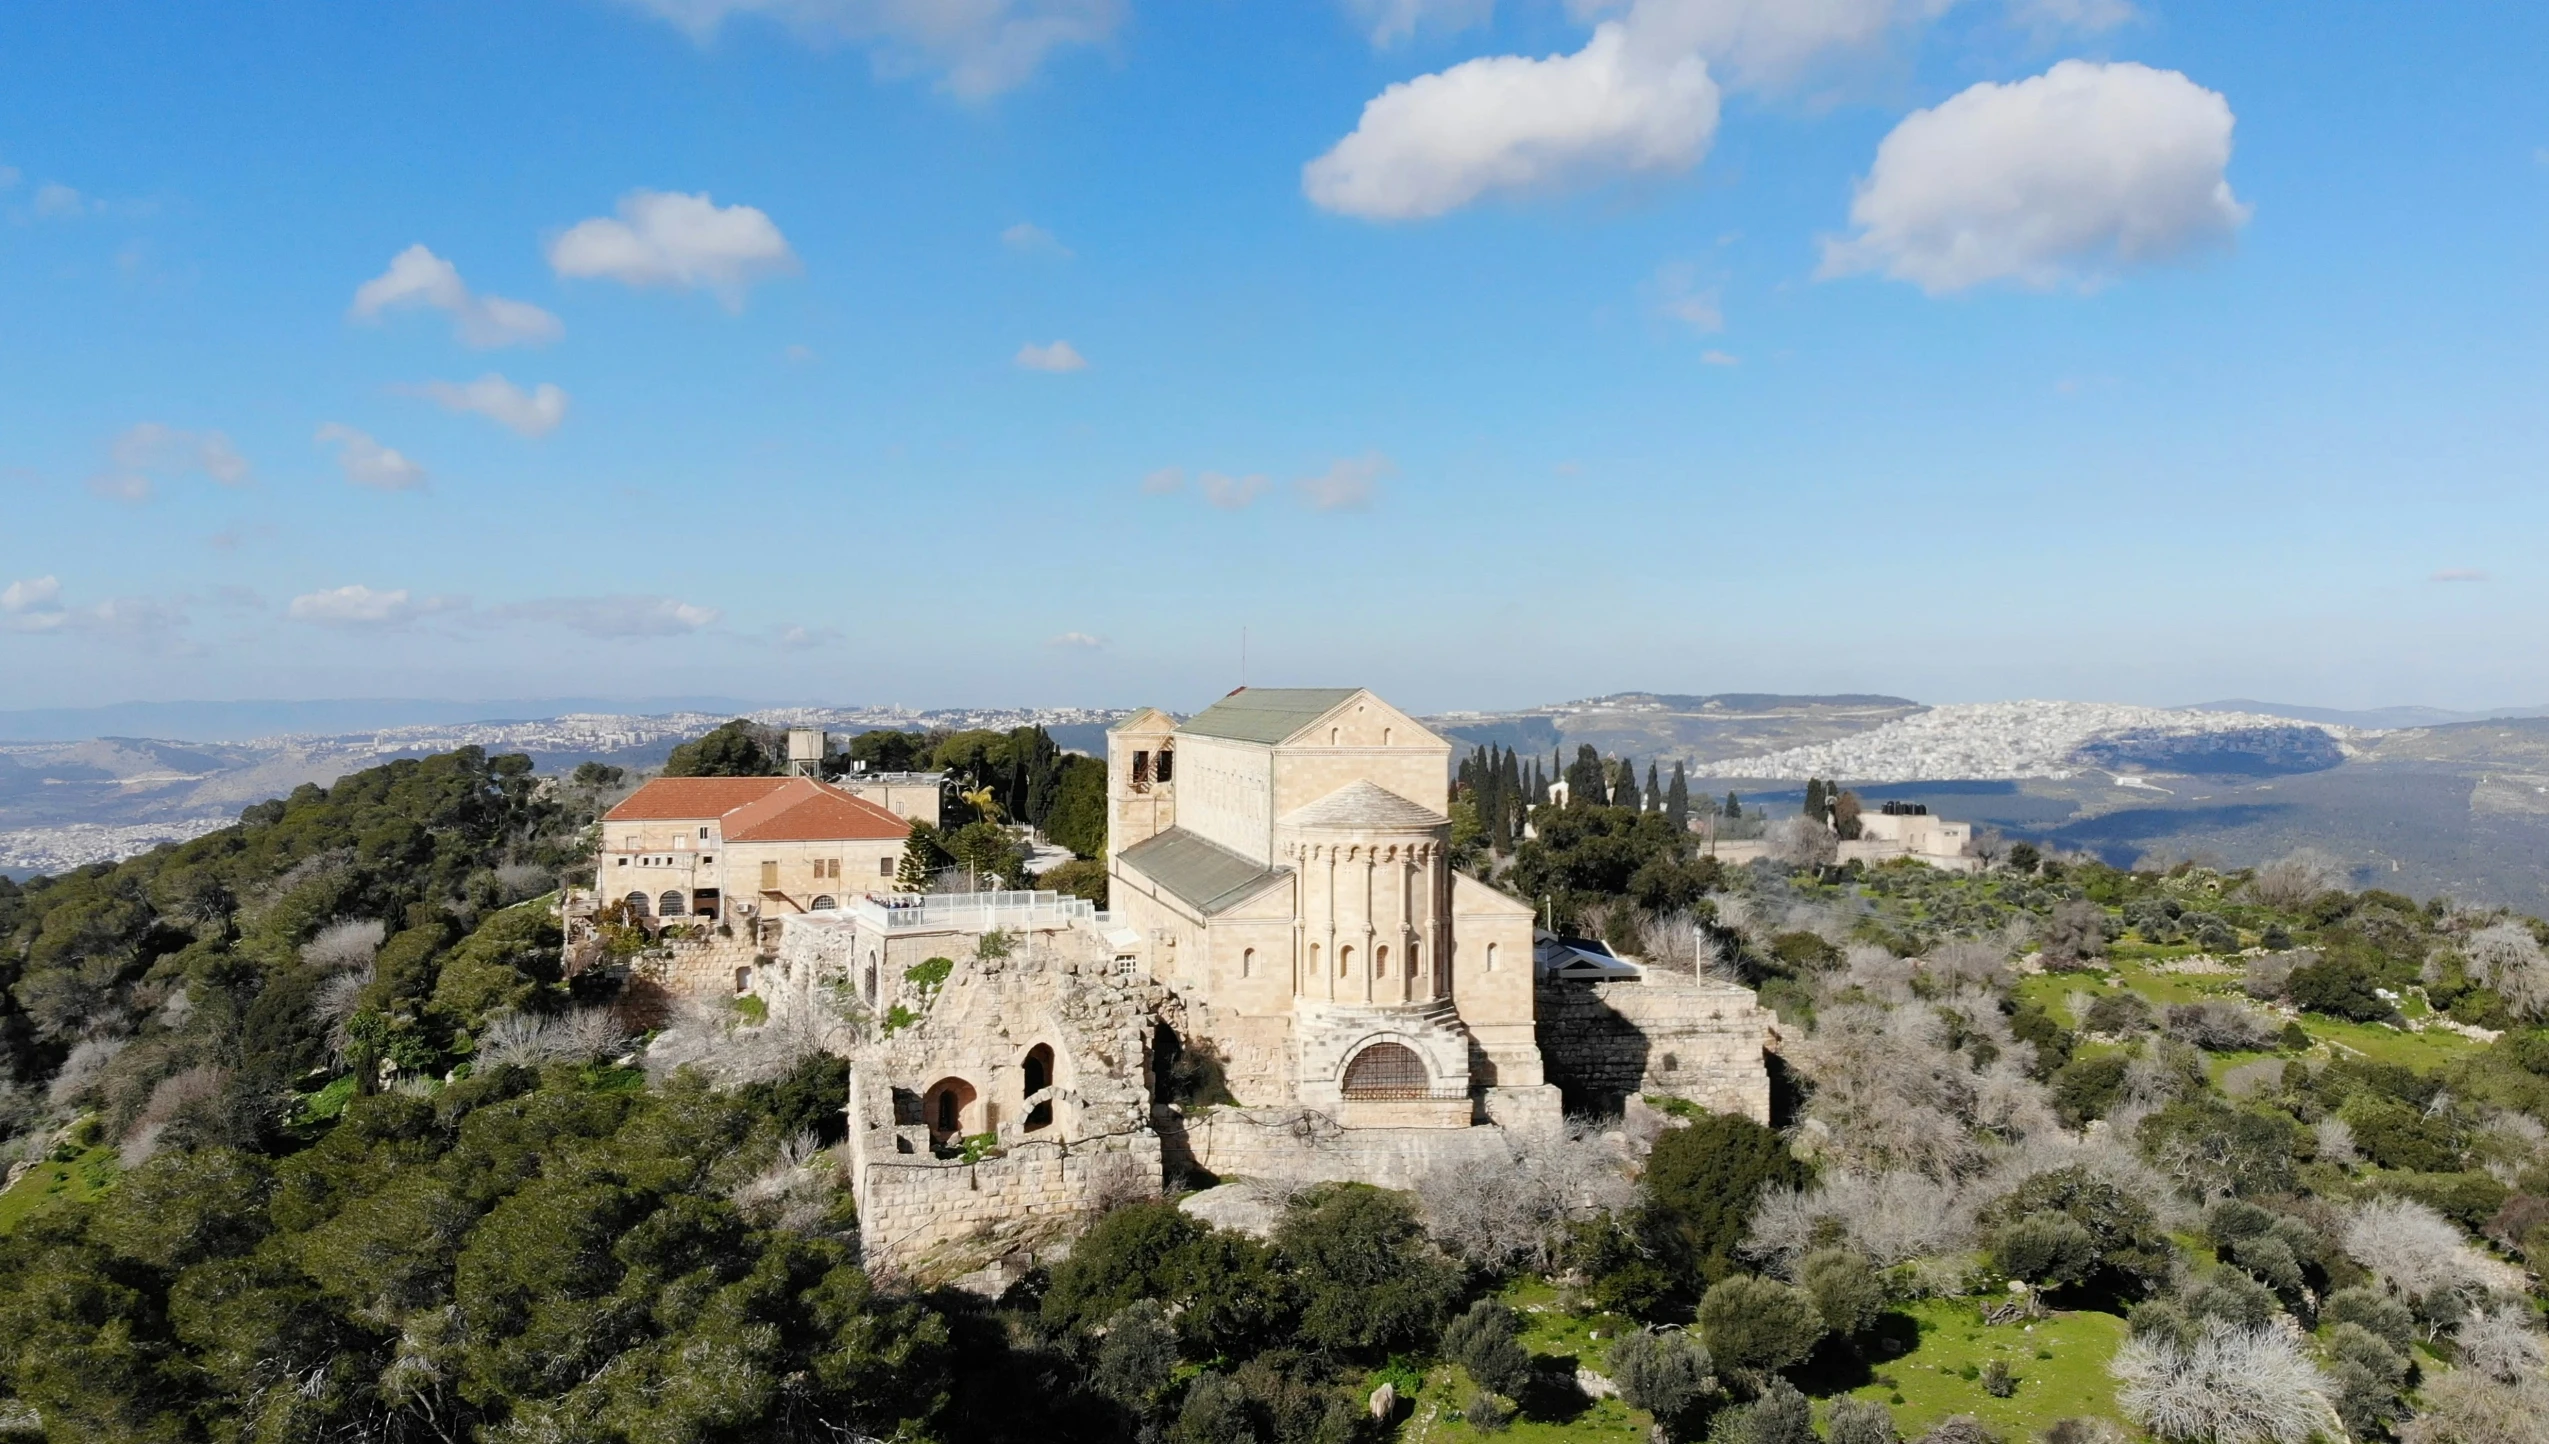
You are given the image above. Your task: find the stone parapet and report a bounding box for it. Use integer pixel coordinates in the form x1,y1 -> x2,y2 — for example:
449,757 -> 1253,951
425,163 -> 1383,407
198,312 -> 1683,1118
1159,1104 -> 1515,1190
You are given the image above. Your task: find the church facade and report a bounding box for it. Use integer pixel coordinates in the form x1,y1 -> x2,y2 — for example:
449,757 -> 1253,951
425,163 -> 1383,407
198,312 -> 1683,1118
1104,688 -> 1556,1130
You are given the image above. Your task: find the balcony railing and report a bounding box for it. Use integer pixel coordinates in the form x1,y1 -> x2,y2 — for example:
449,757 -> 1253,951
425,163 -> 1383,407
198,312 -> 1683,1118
836,889 -> 1101,932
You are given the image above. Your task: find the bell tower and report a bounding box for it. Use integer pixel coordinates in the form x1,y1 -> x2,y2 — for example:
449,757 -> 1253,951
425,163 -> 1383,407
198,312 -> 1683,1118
1105,708 -> 1179,867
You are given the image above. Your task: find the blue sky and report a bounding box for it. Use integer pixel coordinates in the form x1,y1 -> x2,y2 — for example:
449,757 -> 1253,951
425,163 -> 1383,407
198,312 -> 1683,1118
1,1 -> 2544,716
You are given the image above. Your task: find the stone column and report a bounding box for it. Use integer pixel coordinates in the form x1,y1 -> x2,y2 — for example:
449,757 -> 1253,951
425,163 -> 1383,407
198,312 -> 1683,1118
1322,845 -> 1339,1004
1365,849 -> 1383,1005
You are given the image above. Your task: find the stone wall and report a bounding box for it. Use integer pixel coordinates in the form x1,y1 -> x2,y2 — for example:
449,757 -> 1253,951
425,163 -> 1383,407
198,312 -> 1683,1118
853,1126 -> 1162,1283
1159,1104 -> 1515,1191
1535,976 -> 1775,1121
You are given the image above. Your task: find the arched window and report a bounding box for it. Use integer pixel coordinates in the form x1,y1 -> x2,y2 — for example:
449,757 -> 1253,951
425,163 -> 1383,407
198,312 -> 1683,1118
1330,727 -> 1340,745
625,891 -> 651,917
1308,944 -> 1321,977
1408,943 -> 1421,976
1486,942 -> 1499,971
1022,1044 -> 1055,1132
810,895 -> 837,911
1374,944 -> 1390,978
1342,1042 -> 1428,1099
658,890 -> 685,916
1241,947 -> 1255,978
1338,944 -> 1355,978
1383,727 -> 1393,745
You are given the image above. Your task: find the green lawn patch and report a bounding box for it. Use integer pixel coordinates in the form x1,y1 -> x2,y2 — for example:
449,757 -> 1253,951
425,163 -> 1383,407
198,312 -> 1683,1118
0,1142 -> 118,1235
1392,1279 -> 1654,1441
1840,1296 -> 2130,1440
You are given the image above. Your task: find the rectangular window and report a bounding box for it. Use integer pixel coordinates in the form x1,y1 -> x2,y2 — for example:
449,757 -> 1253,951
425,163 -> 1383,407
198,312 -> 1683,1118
1132,750 -> 1150,784
760,861 -> 778,891
879,857 -> 893,876
699,827 -> 709,839
616,857 -> 628,867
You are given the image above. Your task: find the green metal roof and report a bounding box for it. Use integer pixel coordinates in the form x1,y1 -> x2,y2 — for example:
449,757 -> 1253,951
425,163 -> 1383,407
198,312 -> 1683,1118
1175,687 -> 1360,745
1117,827 -> 1291,915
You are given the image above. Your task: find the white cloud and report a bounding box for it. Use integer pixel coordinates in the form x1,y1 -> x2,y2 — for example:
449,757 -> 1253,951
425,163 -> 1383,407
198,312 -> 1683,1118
2431,568 -> 2488,583
85,423 -> 252,500
614,0 -> 1123,99
499,595 -> 721,638
1045,631 -> 1105,649
1141,466 -> 1185,495
546,190 -> 797,308
1001,222 -> 1072,256
1302,22 -> 1719,221
1700,348 -> 1739,365
1,575 -> 65,632
405,374 -> 570,438
1653,262 -> 1723,330
1015,339 -> 1089,372
776,623 -> 844,650
1298,452 -> 1390,511
1200,472 -> 1268,510
287,585 -> 455,628
315,425 -> 429,492
32,181 -> 94,218
1345,0 -> 1494,48
1820,60 -> 2249,294
349,245 -> 564,348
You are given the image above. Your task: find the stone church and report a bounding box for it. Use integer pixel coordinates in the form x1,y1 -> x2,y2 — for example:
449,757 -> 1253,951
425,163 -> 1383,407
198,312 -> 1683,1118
1104,688 -> 1556,1130
771,686 -> 1775,1283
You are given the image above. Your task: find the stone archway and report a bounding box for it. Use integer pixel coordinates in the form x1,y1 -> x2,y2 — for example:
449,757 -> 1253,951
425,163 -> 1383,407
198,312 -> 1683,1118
1022,1043 -> 1056,1132
1340,1041 -> 1428,1100
922,1076 -> 978,1150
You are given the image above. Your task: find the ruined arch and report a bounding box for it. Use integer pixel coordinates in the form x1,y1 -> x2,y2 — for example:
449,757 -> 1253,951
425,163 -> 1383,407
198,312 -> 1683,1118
1022,1043 -> 1056,1132
922,1076 -> 978,1149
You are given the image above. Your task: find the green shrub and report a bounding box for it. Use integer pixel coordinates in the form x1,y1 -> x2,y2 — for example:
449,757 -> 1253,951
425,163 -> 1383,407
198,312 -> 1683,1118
1441,1299 -> 1532,1398
1696,1274 -> 1824,1377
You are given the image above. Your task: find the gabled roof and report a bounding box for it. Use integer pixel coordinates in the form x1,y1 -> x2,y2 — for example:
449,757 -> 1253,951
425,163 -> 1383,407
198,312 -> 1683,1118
605,777 -> 792,821
606,776 -> 910,842
1117,827 -> 1291,916
1176,687 -> 1361,745
1281,780 -> 1446,832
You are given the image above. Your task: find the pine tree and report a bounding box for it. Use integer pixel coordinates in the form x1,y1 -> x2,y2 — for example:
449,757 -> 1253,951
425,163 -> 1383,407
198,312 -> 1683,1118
1667,762 -> 1689,832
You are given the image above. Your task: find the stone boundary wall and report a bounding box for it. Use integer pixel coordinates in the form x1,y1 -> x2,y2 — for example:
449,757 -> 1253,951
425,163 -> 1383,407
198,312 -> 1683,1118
1159,1104 -> 1513,1190
1535,978 -> 1774,1121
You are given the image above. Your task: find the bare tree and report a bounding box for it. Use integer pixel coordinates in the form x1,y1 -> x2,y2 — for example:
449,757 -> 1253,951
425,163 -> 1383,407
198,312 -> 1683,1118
1747,1170 -> 1974,1268
1968,827 -> 2006,870
2342,1197 -> 2526,1311
302,918 -> 386,972
2247,850 -> 2349,910
2455,1305 -> 2549,1384
1419,1126 -> 1633,1272
2163,1001 -> 2283,1052
2402,1370 -> 2549,1444
1769,816 -> 1838,869
2111,1320 -> 2338,1444
2465,923 -> 2549,1019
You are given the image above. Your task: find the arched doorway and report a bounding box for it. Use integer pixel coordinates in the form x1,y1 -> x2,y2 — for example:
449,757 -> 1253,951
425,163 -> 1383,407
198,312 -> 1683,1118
1022,1043 -> 1055,1131
922,1076 -> 978,1151
1341,1041 -> 1428,1100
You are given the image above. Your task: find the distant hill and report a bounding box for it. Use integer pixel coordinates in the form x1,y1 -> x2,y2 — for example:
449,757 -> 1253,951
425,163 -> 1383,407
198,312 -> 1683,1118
2186,698 -> 2549,730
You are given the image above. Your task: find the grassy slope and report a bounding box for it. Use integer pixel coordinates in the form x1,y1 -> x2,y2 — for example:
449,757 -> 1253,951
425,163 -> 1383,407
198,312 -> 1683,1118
1843,1299 -> 2130,1440
0,1142 -> 117,1234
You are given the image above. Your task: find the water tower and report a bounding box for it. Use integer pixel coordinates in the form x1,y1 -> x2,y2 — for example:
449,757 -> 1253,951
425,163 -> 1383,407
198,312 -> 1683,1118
785,728 -> 826,778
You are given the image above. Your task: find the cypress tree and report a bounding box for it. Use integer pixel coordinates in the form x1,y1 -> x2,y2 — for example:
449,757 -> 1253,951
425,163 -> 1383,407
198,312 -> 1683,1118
1567,745 -> 1605,806
1614,756 -> 1642,810
1667,762 -> 1689,831
1645,762 -> 1662,813
1725,791 -> 1741,819
1803,778 -> 1827,825
1501,748 -> 1525,848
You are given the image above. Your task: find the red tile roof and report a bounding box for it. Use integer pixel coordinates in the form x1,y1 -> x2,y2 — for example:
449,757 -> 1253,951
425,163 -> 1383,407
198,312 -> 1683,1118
722,778 -> 911,843
605,777 -> 792,821
605,775 -> 910,843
